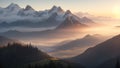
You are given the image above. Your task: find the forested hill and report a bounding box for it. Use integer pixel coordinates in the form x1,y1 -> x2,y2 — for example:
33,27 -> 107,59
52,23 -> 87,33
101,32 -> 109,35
0,43 -> 51,68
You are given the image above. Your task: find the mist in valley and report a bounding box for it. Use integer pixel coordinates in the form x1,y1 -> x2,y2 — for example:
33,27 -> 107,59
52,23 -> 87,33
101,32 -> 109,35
0,19 -> 120,58
25,20 -> 120,58
0,1 -> 120,68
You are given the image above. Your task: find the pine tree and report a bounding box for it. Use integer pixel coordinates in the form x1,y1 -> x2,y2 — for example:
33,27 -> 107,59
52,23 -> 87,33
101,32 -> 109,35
116,58 -> 120,68
49,60 -> 56,68
28,64 -> 32,68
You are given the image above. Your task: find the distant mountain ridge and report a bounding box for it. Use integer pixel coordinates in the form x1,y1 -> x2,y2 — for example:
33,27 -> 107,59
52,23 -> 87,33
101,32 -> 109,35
70,34 -> 120,68
49,34 -> 105,58
0,3 -> 95,28
53,34 -> 104,52
56,15 -> 87,29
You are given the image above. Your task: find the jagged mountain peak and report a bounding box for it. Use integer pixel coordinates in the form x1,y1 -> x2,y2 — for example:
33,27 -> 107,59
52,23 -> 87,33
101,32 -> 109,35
0,4 -> 95,27
63,16 -> 80,24
57,6 -> 64,11
56,16 -> 86,29
66,10 -> 72,14
25,5 -> 34,11
49,5 -> 64,14
6,3 -> 20,9
64,10 -> 72,18
51,5 -> 58,9
80,16 -> 95,24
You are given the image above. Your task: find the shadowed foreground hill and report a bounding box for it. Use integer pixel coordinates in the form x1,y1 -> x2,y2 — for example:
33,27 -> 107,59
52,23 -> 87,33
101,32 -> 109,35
25,59 -> 85,68
98,57 -> 120,68
0,43 -> 51,68
70,34 -> 120,68
0,43 -> 85,68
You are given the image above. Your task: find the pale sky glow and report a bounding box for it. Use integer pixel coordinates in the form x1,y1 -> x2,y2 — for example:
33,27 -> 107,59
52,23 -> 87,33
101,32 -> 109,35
0,0 -> 120,18
112,4 -> 120,18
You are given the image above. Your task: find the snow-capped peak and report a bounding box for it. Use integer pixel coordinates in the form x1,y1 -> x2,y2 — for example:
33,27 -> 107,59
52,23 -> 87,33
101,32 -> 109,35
1,3 -> 22,16
25,5 -> 34,11
17,5 -> 36,16
62,16 -> 81,26
0,4 -> 95,27
80,16 -> 95,24
57,7 -> 64,12
56,15 -> 86,29
64,10 -> 72,18
6,3 -> 21,10
65,10 -> 72,14
51,5 -> 58,10
49,6 -> 64,15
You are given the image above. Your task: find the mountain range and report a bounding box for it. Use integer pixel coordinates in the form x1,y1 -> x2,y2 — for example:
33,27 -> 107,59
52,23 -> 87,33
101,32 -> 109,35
69,34 -> 120,68
49,34 -> 105,58
1,3 -> 120,68
0,3 -> 94,28
0,30 -> 62,40
53,34 -> 104,51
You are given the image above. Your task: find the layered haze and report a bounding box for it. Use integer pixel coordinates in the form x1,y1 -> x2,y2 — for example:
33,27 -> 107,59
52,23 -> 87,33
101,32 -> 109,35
0,3 -> 120,58
1,1 -> 120,68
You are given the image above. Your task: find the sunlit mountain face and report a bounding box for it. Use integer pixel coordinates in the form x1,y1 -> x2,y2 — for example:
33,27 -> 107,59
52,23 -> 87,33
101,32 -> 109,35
0,3 -> 120,51
0,1 -> 120,68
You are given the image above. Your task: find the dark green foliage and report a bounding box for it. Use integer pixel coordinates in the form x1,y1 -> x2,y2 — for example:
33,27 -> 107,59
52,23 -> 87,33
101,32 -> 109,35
0,43 -> 51,68
0,43 -> 84,68
26,60 -> 84,68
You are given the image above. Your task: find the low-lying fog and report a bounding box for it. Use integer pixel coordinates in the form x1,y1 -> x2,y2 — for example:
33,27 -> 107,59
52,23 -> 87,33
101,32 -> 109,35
1,19 -> 120,58
0,27 -> 55,32
25,20 -> 120,46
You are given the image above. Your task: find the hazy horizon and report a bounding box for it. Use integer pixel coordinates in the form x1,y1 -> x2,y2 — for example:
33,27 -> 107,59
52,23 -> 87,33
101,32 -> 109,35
0,0 -> 120,60
1,1 -> 120,68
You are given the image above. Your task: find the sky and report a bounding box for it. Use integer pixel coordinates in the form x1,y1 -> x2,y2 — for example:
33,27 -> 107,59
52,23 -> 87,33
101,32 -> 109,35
0,0 -> 120,18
